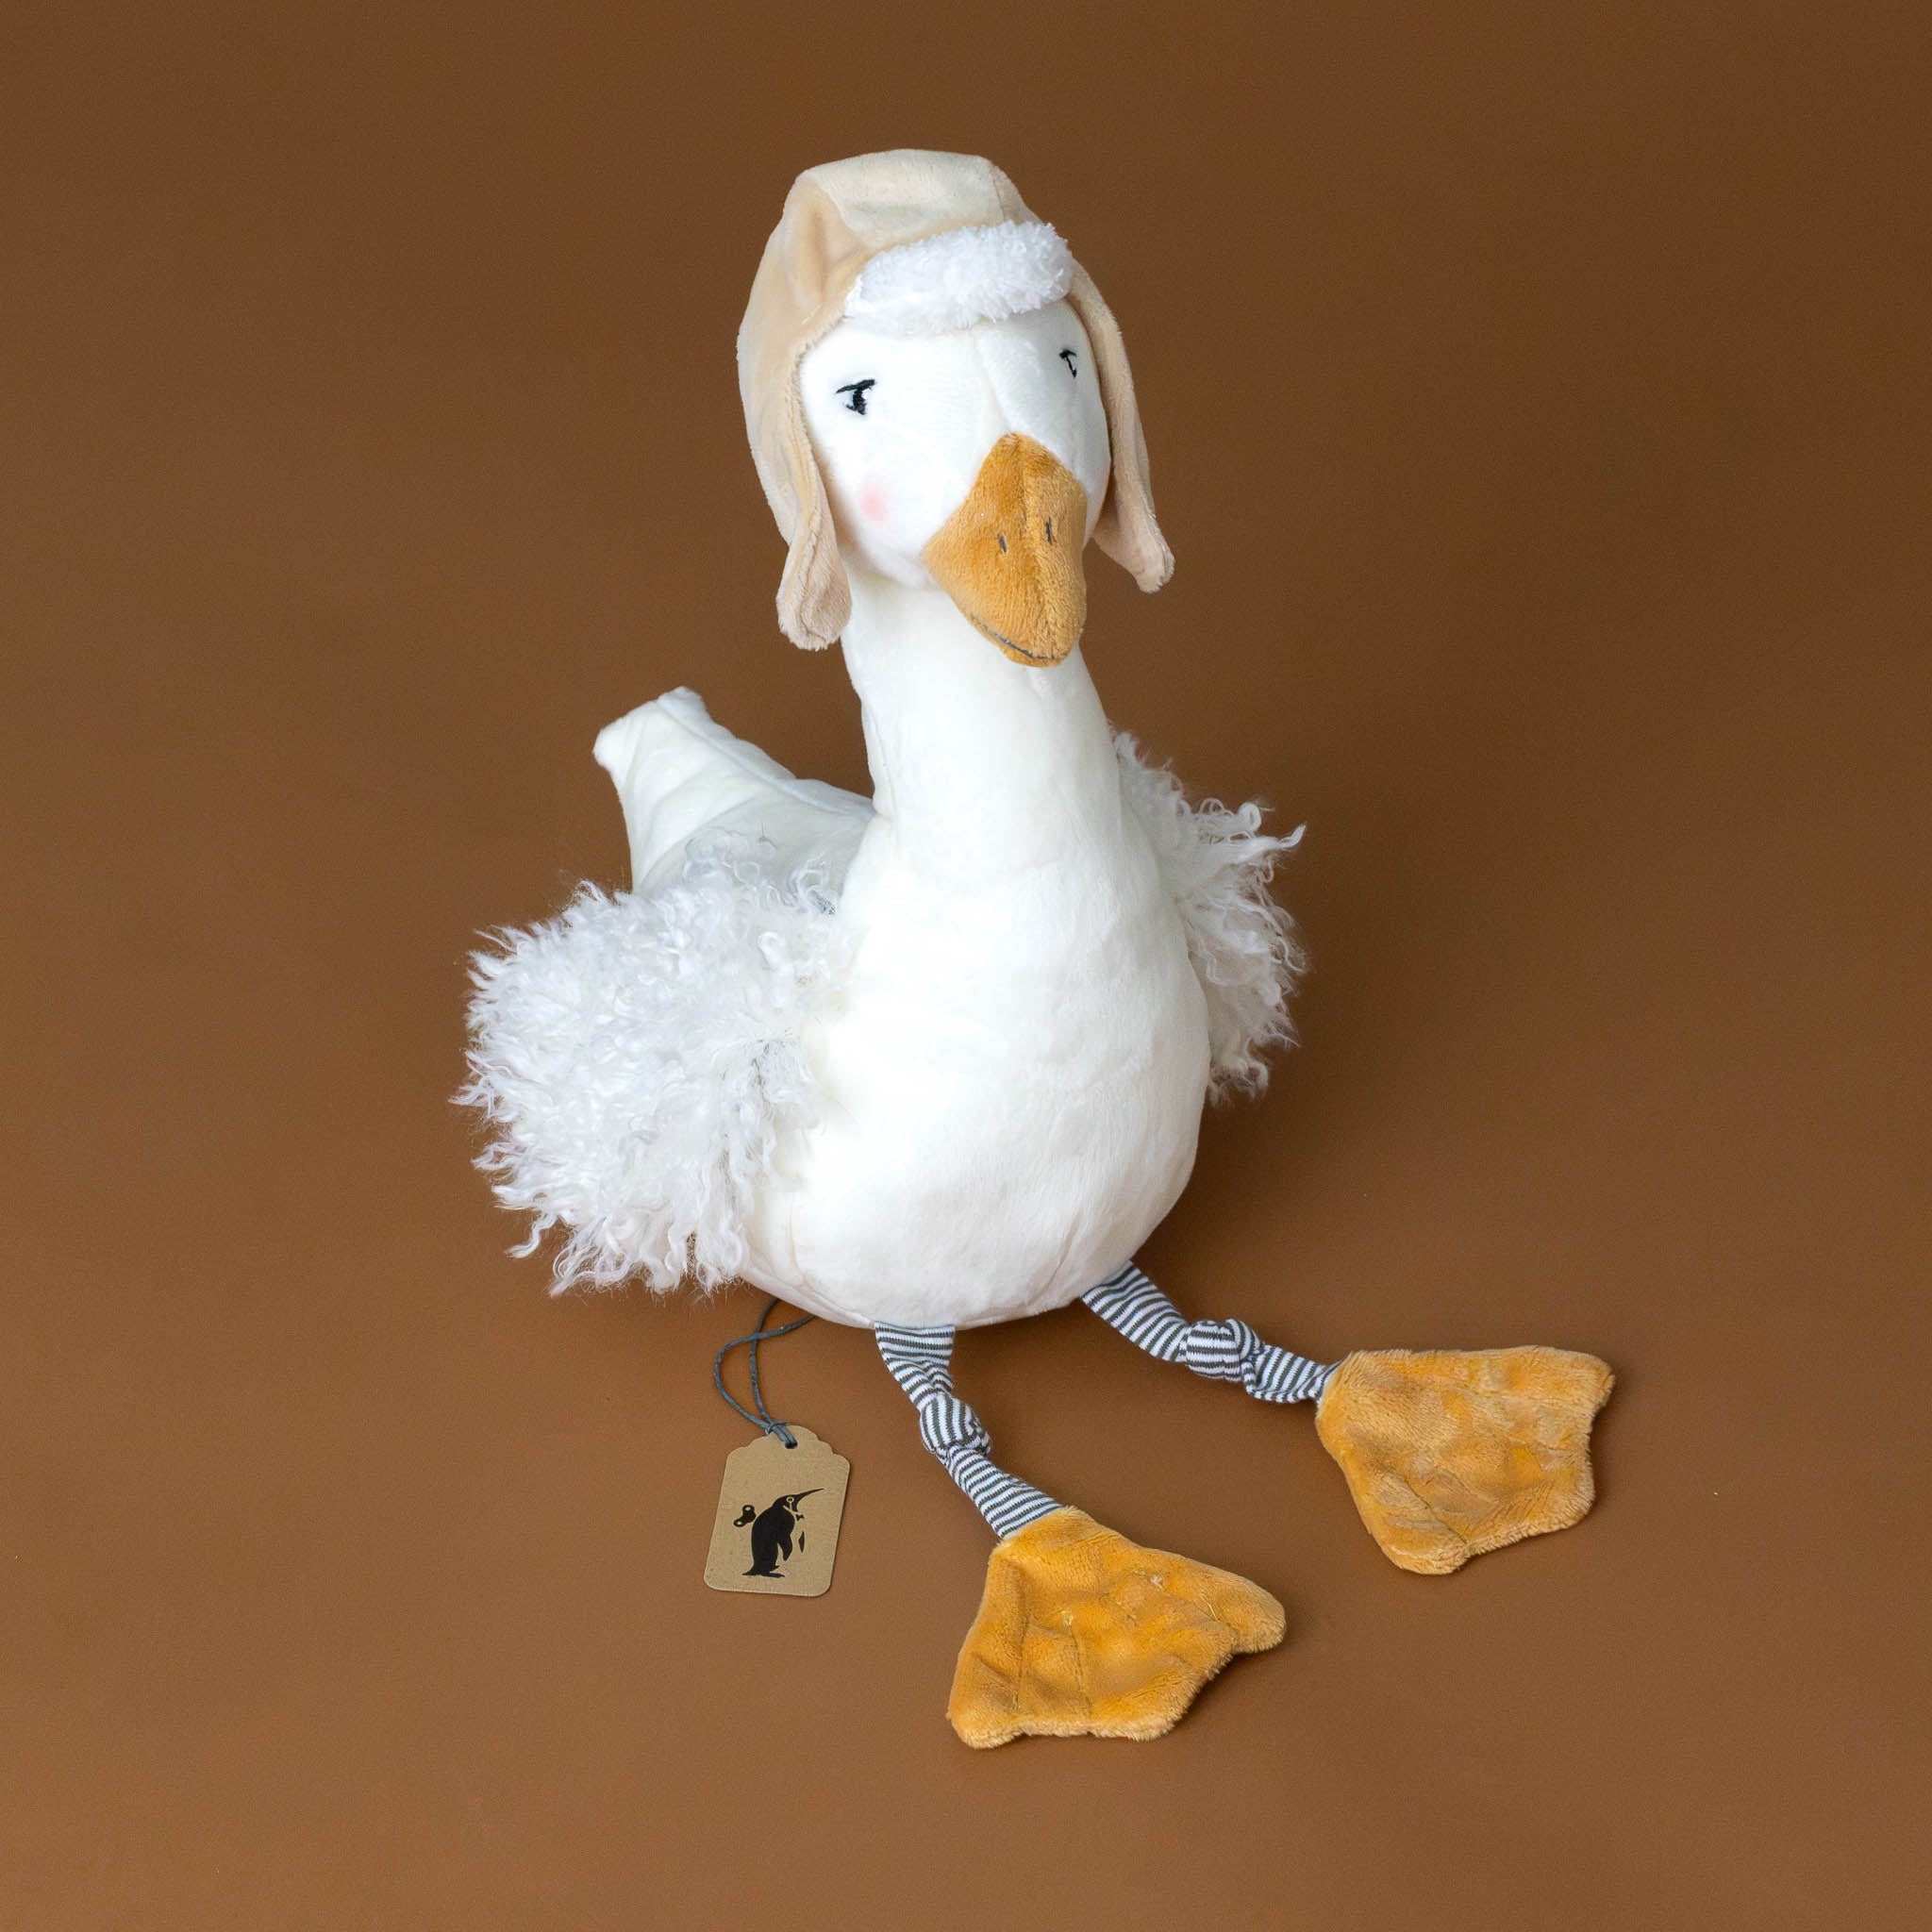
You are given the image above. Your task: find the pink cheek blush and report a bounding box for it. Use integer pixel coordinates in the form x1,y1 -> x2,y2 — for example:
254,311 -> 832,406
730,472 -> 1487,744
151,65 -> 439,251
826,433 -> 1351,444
858,482 -> 891,523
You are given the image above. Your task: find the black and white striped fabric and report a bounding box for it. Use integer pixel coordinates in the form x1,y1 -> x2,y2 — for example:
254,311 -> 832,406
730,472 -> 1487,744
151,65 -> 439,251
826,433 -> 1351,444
1083,1262 -> 1336,1404
873,1324 -> 1062,1541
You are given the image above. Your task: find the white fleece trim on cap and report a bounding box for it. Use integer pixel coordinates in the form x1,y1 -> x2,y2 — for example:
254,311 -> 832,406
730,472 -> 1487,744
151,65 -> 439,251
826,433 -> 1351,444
843,221 -> 1074,335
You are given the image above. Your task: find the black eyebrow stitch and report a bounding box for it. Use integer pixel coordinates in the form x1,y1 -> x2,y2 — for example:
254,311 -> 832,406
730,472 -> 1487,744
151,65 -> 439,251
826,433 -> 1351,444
1058,348 -> 1078,376
835,378 -> 876,414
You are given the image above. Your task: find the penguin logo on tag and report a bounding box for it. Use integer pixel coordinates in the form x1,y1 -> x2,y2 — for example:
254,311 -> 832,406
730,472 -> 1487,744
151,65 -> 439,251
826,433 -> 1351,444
705,1428 -> 849,1597
733,1491 -> 820,1577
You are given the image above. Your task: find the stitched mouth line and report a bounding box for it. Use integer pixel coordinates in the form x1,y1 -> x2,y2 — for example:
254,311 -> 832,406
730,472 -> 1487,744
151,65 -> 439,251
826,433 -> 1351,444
968,617 -> 1058,664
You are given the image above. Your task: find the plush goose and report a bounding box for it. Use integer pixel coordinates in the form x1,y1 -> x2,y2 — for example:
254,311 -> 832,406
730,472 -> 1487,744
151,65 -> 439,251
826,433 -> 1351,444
463,151 -> 1613,1748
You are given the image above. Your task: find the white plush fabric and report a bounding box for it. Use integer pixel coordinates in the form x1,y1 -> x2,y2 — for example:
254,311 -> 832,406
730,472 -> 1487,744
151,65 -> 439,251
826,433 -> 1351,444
1114,737 -> 1306,1094
843,220 -> 1073,335
459,847 -> 847,1293
593,686 -> 869,897
461,698 -> 1301,1300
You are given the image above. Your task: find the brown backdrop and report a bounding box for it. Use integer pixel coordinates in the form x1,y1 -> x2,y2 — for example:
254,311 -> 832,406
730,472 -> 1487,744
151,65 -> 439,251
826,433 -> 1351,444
6,5 -> 1929,1926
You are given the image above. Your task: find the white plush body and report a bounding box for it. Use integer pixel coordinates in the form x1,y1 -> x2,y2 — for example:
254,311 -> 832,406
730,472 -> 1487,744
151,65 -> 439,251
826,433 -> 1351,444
741,583 -> 1208,1327
461,297 -> 1302,1327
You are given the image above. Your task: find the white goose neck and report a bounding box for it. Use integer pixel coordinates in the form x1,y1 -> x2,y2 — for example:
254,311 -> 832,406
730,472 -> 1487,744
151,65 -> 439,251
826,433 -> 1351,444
839,569 -> 1124,877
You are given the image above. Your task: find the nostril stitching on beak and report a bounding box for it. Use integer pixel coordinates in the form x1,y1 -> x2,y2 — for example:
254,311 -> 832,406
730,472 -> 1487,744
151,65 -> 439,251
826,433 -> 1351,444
1044,518 -> 1055,544
996,533 -> 1007,553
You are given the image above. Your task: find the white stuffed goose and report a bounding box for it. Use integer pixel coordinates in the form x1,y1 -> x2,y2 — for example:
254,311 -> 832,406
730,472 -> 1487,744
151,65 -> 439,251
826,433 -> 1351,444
463,151 -> 1612,1748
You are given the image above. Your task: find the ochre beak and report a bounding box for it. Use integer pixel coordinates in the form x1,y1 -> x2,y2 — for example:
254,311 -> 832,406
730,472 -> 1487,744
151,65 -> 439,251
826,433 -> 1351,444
922,433 -> 1089,667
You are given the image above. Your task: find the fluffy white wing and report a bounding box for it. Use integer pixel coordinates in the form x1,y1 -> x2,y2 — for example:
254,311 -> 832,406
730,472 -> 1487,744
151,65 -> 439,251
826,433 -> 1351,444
459,691 -> 869,1294
1115,734 -> 1306,1096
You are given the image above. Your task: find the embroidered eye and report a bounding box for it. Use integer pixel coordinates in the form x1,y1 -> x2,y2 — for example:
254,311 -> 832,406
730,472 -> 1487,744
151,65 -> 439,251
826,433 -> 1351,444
1058,349 -> 1078,378
835,379 -> 875,415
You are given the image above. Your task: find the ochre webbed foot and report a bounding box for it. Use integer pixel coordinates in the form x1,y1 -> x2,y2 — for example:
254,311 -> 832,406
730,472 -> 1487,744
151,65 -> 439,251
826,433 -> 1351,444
947,1507 -> 1285,1748
1316,1347 -> 1613,1575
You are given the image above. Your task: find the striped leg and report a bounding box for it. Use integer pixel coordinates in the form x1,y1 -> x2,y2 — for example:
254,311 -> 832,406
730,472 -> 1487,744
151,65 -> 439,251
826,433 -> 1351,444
877,1318 -> 1288,1748
874,1324 -> 1061,1540
1086,1262 -> 1615,1580
1083,1261 -> 1337,1404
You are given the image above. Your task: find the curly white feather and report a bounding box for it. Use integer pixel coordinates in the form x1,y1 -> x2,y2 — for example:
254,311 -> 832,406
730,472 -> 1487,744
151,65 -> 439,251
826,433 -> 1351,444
458,839 -> 844,1293
1115,735 -> 1306,1096
843,221 -> 1074,335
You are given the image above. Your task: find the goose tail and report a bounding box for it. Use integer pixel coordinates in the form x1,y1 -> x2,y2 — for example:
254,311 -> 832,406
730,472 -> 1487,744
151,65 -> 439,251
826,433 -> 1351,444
458,839 -> 847,1297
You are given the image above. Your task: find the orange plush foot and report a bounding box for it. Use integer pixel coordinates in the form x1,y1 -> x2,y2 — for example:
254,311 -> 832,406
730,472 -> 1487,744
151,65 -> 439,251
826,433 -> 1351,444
947,1507 -> 1285,1748
1315,1347 -> 1613,1575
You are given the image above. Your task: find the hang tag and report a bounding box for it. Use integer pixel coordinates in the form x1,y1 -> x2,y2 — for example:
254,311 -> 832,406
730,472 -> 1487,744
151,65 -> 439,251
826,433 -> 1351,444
703,1425 -> 850,1597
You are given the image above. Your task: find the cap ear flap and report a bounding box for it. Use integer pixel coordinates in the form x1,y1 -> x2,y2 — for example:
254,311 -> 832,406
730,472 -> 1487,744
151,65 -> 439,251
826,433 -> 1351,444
1065,264 -> 1174,592
739,177 -> 863,650
773,375 -> 851,651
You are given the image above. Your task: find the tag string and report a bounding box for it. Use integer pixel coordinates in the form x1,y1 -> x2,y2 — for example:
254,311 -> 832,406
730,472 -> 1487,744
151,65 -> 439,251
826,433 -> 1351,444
713,1296 -> 815,1448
